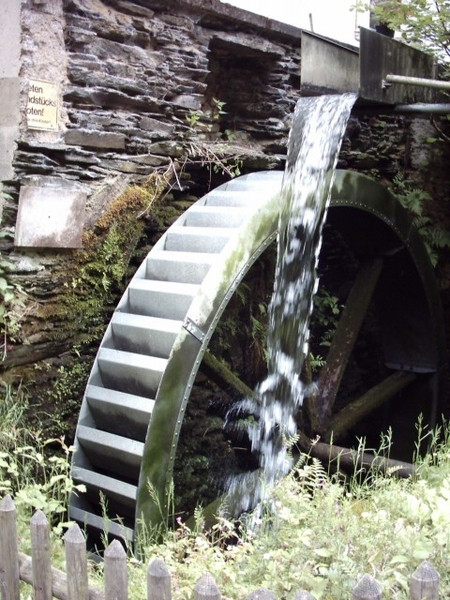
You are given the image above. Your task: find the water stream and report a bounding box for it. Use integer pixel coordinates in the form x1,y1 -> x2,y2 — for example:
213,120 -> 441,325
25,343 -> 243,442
224,93 -> 357,516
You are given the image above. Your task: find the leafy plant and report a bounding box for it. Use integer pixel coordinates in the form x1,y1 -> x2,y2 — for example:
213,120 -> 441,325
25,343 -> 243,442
0,382 -> 29,451
133,424 -> 450,600
4,418 -> 450,599
391,172 -> 450,266
306,288 -> 342,373
1,434 -> 77,516
0,382 -> 85,537
354,0 -> 450,67
0,229 -> 27,360
186,98 -> 227,134
184,98 -> 243,181
312,288 -> 341,347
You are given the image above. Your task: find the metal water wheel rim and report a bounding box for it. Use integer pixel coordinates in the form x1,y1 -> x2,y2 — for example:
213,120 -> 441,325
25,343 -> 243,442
69,169 -> 446,545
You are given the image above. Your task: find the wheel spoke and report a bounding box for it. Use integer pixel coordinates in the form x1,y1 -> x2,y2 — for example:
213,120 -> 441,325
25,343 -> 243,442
314,258 -> 384,433
201,351 -> 255,399
324,370 -> 417,443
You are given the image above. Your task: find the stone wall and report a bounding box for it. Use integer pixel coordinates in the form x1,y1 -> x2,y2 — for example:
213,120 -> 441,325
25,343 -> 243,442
8,0 -> 302,194
0,0 -> 448,435
0,0 -> 306,435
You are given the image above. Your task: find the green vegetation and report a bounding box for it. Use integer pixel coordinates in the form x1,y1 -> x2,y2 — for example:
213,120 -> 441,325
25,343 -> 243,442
309,288 -> 342,371
0,191 -> 26,360
369,0 -> 450,66
34,358 -> 93,440
391,172 -> 450,266
354,0 -> 450,68
23,176 -> 169,438
2,377 -> 450,600
0,384 -> 84,543
53,176 -> 164,346
184,98 -> 243,180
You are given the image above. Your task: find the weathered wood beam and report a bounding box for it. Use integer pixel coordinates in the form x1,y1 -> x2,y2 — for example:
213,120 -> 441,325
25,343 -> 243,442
19,552 -> 105,600
296,431 -> 415,478
313,258 -> 384,433
201,351 -> 255,399
324,370 -> 417,443
0,341 -> 74,369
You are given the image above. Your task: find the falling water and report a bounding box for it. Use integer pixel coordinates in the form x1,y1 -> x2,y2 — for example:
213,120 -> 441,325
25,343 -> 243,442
224,93 -> 357,515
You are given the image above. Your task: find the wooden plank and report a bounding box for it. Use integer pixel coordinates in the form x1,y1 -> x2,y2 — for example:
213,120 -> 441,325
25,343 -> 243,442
64,524 -> 89,600
324,370 -> 416,442
194,573 -> 221,600
147,558 -> 172,600
314,258 -> 384,433
0,495 -> 20,600
30,510 -> 52,600
104,540 -> 128,600
352,574 -> 382,599
18,552 -> 104,600
410,561 -> 440,600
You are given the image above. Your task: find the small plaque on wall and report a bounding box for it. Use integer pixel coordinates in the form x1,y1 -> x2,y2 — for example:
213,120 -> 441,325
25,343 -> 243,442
27,79 -> 59,131
15,185 -> 86,248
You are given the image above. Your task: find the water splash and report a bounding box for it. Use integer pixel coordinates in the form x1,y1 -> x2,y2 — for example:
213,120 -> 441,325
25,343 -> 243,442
224,93 -> 356,516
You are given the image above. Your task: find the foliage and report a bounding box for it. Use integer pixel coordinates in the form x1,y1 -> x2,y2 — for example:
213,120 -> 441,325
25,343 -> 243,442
355,0 -> 450,67
4,415 -> 450,599
308,288 -> 342,372
34,359 -> 92,439
391,172 -> 450,266
40,176 -> 164,350
0,382 -> 29,451
0,194 -> 27,359
134,426 -> 449,599
0,435 -> 83,533
185,98 -> 227,132
184,98 -> 243,181
0,385 -> 84,540
130,424 -> 450,600
19,176 -> 169,441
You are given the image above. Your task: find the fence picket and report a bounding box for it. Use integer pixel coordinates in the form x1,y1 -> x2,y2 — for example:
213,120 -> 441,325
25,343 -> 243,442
194,573 -> 221,600
352,574 -> 382,600
147,557 -> 172,600
410,560 -> 440,600
31,509 -> 53,600
64,523 -> 89,600
0,494 -> 20,600
104,539 -> 128,600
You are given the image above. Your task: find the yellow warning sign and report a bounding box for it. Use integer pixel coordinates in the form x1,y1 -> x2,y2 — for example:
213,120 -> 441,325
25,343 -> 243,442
27,80 -> 58,131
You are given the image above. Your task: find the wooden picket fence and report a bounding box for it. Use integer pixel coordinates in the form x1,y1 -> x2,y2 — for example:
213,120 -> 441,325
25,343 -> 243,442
0,495 -> 441,600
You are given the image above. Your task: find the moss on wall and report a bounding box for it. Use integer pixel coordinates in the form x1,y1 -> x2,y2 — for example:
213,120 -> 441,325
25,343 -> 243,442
2,174 -> 168,439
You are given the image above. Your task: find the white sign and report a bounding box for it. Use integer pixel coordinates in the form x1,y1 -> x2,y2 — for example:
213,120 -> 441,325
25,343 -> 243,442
27,79 -> 58,131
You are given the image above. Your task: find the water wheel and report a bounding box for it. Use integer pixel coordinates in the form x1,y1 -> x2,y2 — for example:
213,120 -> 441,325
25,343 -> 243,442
69,169 -> 446,545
